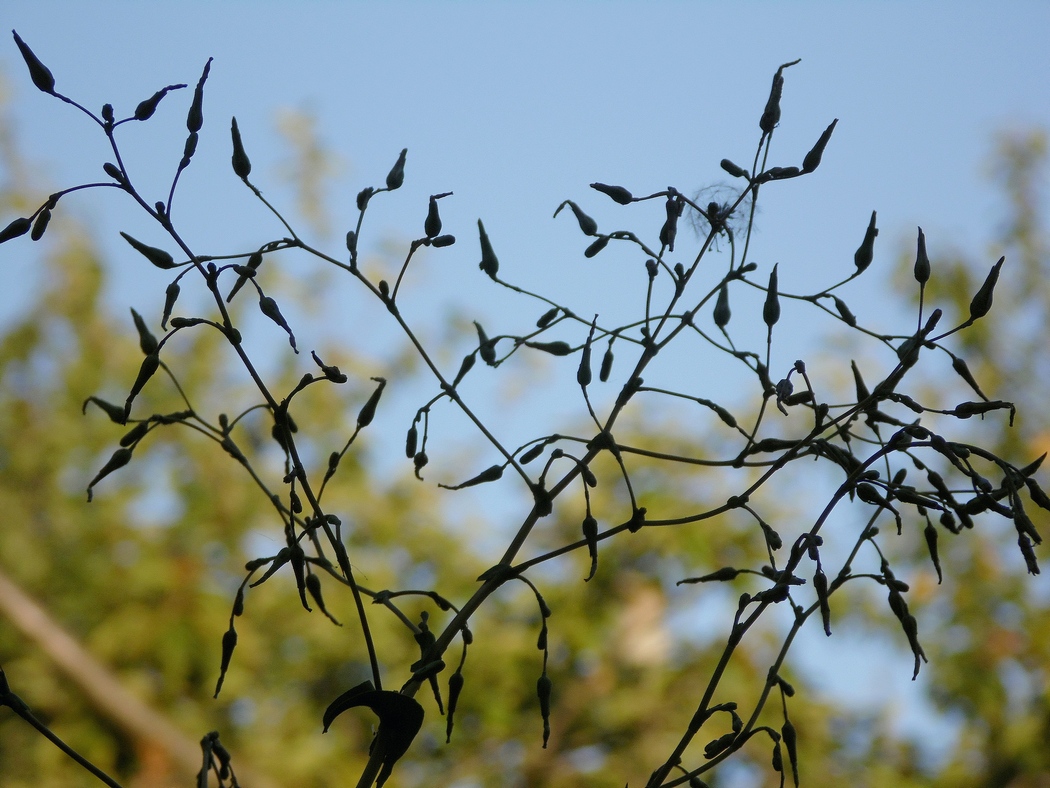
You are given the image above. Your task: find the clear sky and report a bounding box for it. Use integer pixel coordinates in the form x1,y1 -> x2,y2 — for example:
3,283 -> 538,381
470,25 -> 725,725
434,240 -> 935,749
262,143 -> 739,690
3,0 -> 1049,770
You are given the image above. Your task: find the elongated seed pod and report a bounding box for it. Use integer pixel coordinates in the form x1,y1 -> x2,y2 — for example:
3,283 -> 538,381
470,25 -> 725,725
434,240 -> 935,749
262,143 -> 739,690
854,211 -> 878,273
914,227 -> 931,284
386,148 -> 407,190
445,671 -> 465,743
134,84 -> 186,120
357,377 -> 387,428
130,308 -> 159,355
599,344 -> 614,382
121,232 -> 177,269
584,236 -> 609,258
589,182 -> 633,204
537,674 -> 552,748
478,219 -> 499,278
87,447 -> 133,501
12,31 -> 55,94
801,118 -> 838,173
230,117 -> 252,178
720,159 -> 749,179
186,58 -> 212,133
714,283 -> 731,328
213,626 -> 237,697
968,256 -> 1005,321
0,217 -> 32,244
30,209 -> 51,241
763,264 -> 780,327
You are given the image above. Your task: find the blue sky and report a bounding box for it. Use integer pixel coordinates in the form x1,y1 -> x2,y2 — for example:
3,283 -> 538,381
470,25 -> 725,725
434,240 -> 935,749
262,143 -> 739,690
3,0 -> 1049,769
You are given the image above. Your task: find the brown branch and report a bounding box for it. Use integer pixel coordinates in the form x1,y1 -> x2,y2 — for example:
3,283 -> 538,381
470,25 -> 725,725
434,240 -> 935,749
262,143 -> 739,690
0,565 -> 278,788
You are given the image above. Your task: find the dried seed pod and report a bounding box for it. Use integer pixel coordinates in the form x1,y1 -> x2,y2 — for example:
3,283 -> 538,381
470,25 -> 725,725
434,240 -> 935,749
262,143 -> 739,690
782,719 -> 799,786
445,671 -> 465,743
356,377 -> 387,428
425,194 -> 444,238
232,586 -> 245,617
599,344 -> 614,382
1018,532 -> 1040,575
0,217 -> 32,244
831,295 -> 856,327
589,182 -> 633,205
259,295 -> 298,352
386,148 -> 407,190
185,58 -> 212,133
714,283 -> 731,328
720,158 -> 749,179
478,219 -> 499,278
760,71 -> 784,134
968,256 -> 1005,321
124,353 -> 160,420
356,187 -> 374,211
536,673 -> 553,748
413,451 -> 429,478
678,567 -> 742,584
179,131 -> 198,169
30,208 -> 51,241
763,264 -> 780,328
134,83 -> 186,120
130,308 -> 159,355
103,162 -> 124,183
582,515 -> 599,581
475,321 -> 497,366
12,31 -> 55,94
525,340 -> 572,356
814,568 -> 831,636
519,441 -> 546,464
577,339 -> 592,388
83,396 -> 128,424
704,732 -> 736,759
213,626 -> 238,698
87,447 -> 134,501
853,211 -> 878,274
801,118 -> 838,173
440,464 -> 504,490
554,200 -> 598,236
452,352 -> 476,386
536,307 -> 559,328
914,227 -> 931,285
923,521 -> 943,583
120,232 -> 177,269
118,421 -> 149,449
230,117 -> 252,179
660,194 -> 684,251
584,235 -> 609,258
405,425 -> 418,458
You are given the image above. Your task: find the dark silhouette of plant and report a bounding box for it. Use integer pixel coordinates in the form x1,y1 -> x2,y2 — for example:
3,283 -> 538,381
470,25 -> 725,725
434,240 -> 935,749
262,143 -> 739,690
2,32 -> 1046,788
